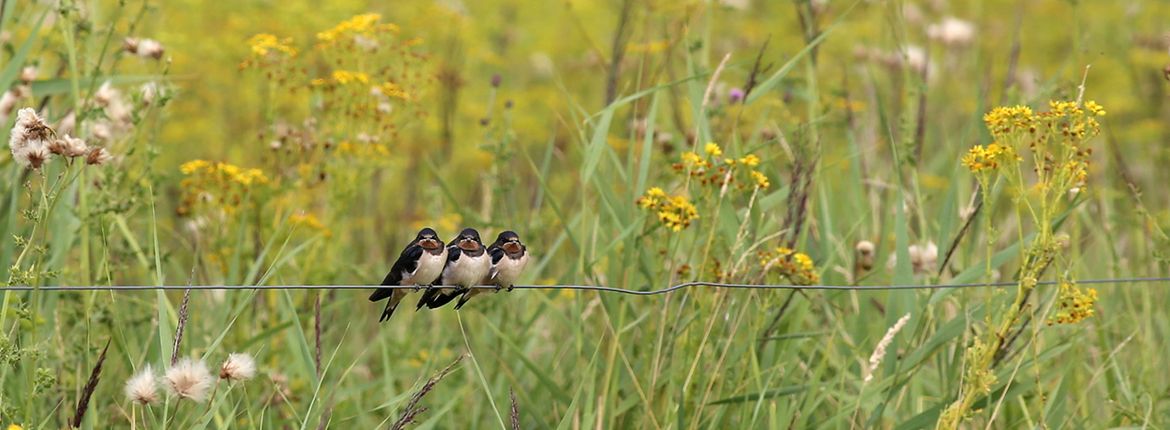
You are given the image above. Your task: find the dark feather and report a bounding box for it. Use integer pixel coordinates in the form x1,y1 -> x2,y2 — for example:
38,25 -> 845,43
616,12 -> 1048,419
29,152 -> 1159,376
426,288 -> 464,309
490,247 -> 505,265
370,245 -> 424,302
416,287 -> 441,310
379,300 -> 400,322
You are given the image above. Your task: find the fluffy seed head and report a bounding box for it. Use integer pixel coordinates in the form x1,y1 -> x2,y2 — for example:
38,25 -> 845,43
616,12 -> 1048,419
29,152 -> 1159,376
124,365 -> 159,405
19,66 -> 36,83
164,358 -> 214,402
85,147 -> 113,166
49,134 -> 89,158
9,108 -> 54,169
927,17 -> 976,47
219,353 -> 257,382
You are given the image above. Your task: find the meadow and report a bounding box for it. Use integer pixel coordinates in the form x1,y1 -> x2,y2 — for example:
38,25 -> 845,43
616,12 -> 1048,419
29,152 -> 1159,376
1,0 -> 1169,428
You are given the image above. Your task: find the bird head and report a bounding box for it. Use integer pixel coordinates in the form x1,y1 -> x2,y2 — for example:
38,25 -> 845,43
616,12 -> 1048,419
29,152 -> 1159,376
415,228 -> 443,250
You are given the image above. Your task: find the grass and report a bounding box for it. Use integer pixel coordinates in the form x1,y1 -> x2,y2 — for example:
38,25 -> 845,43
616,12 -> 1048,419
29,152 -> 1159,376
1,0 -> 1169,428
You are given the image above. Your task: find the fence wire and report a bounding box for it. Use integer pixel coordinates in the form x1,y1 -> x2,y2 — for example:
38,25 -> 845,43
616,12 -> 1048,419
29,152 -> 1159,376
3,276 -> 1169,294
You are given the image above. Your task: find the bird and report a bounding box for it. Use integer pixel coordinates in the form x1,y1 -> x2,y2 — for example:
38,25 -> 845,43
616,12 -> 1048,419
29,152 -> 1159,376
369,228 -> 447,322
417,228 -> 491,310
453,231 -> 529,309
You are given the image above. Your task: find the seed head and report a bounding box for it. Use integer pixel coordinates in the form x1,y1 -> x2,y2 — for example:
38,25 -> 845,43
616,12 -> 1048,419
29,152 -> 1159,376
49,134 -> 89,158
219,352 -> 257,382
164,358 -> 214,402
86,147 -> 113,166
124,365 -> 160,405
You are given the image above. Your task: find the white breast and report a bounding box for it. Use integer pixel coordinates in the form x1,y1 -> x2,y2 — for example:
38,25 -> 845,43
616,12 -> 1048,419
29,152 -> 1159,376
491,254 -> 529,287
404,249 -> 446,286
443,252 -> 491,288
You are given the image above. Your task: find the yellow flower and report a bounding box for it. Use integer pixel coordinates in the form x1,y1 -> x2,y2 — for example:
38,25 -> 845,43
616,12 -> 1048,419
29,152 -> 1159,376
758,247 -> 819,285
739,154 -> 760,167
961,143 -> 1014,173
1049,280 -> 1097,325
373,82 -> 411,100
331,70 -> 369,85
247,33 -> 297,58
9,425 -> 23,430
316,13 -> 397,44
750,170 -> 770,188
704,142 -> 722,157
1048,100 -> 1082,117
1084,100 -> 1106,116
638,187 -> 698,232
983,105 -> 1035,136
678,151 -> 710,173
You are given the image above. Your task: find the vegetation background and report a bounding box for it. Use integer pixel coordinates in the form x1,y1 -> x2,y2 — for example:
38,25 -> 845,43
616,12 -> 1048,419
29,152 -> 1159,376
1,0 -> 1169,428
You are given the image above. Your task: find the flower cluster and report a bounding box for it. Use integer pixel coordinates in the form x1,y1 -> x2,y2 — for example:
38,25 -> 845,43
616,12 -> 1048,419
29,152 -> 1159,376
178,160 -> 269,216
961,143 -> 1015,173
311,69 -> 371,87
967,100 -> 1105,194
1048,280 -> 1098,325
672,142 -> 769,190
8,108 -> 113,169
637,187 -> 700,232
982,105 -> 1035,138
758,246 -> 820,285
124,353 -> 257,406
315,13 -> 399,47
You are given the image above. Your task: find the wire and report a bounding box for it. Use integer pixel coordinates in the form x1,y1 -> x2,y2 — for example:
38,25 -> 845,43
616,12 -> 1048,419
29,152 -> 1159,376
2,276 -> 1168,294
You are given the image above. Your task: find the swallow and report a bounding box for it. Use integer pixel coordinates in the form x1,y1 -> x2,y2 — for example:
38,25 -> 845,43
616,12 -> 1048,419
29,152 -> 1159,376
369,228 -> 447,322
452,231 -> 529,309
417,228 -> 491,310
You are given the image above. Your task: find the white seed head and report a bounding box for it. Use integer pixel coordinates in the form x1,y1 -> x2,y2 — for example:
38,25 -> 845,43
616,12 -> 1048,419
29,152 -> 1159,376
9,108 -> 54,169
855,240 -> 875,256
90,122 -> 113,142
219,352 -> 257,382
124,365 -> 160,405
19,65 -> 37,83
927,17 -> 976,47
164,358 -> 214,402
136,38 -> 165,59
49,134 -> 89,157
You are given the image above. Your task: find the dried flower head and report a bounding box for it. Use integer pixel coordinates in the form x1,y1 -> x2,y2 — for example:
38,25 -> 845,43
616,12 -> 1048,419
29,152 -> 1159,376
9,108 -> 54,169
124,37 -> 165,59
85,147 -> 113,166
927,17 -> 976,47
19,65 -> 37,83
164,358 -> 214,402
49,134 -> 89,158
219,353 -> 257,382
124,365 -> 159,405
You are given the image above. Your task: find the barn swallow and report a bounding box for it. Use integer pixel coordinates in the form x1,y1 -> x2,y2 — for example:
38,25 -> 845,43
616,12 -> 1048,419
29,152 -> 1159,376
369,228 -> 447,322
452,231 -> 529,309
417,228 -> 491,310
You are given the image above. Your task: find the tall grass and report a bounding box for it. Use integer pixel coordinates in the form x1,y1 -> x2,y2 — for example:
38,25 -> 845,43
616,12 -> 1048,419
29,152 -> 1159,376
1,0 -> 1168,428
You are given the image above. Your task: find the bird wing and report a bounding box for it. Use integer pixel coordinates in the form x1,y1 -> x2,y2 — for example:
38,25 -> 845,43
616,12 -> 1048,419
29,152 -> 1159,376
370,244 -> 423,302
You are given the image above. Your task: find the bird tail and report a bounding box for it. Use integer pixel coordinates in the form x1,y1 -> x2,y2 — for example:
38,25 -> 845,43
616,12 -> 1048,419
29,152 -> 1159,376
416,287 -> 440,310
453,293 -> 471,310
369,287 -> 393,302
425,288 -> 464,309
378,298 -> 400,322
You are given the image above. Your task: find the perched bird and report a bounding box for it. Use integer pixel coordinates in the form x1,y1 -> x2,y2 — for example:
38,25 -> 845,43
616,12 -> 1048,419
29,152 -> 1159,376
369,228 -> 447,322
417,228 -> 491,310
453,231 -> 529,309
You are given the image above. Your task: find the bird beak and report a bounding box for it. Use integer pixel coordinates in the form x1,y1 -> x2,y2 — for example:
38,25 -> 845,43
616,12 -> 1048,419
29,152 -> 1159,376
419,239 -> 440,250
502,242 -> 522,254
458,238 -> 479,251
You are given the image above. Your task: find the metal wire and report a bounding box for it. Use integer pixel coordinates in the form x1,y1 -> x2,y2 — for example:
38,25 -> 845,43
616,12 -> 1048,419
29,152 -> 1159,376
2,276 -> 1168,294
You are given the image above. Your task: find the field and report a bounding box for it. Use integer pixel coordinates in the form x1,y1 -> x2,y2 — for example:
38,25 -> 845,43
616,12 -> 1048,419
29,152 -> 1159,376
2,0 -> 1169,428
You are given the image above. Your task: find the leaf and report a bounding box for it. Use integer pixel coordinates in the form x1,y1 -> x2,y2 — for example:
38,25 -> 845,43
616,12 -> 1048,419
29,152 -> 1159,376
707,385 -> 807,405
